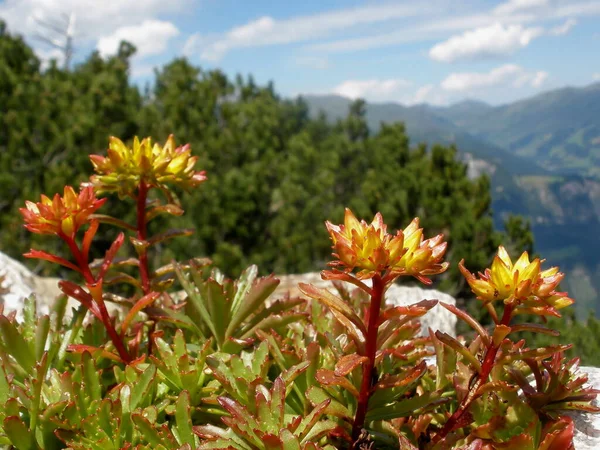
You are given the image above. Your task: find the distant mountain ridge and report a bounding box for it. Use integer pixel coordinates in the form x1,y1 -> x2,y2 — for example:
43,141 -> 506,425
433,82 -> 600,179
302,84 -> 600,317
302,94 -> 549,175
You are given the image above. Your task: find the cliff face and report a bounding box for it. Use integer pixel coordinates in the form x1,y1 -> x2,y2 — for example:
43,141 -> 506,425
515,176 -> 600,224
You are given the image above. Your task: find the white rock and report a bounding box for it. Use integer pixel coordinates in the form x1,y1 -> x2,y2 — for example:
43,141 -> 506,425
0,251 -> 46,318
571,366 -> 600,450
0,251 -> 81,319
384,284 -> 456,337
1,252 -> 457,336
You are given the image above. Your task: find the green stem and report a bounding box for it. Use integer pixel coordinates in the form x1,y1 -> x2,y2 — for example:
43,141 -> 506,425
351,274 -> 385,446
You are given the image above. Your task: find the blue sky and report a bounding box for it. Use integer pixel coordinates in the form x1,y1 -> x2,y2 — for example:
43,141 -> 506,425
1,0 -> 599,106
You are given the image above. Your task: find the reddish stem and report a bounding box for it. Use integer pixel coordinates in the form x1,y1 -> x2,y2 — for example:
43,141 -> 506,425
61,233 -> 131,363
351,274 -> 385,446
90,288 -> 132,363
135,181 -> 159,356
432,304 -> 515,444
136,181 -> 151,295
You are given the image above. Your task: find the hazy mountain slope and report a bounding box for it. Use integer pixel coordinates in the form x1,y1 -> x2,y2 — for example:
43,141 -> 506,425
430,100 -> 493,128
435,83 -> 600,179
303,95 -> 547,177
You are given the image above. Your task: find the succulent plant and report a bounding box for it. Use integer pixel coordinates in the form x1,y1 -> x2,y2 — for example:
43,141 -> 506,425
1,136 -> 597,449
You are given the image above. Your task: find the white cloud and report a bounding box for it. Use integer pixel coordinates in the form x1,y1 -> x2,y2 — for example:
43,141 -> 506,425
409,84 -> 450,105
182,34 -> 204,57
529,71 -> 549,87
441,64 -> 548,91
553,2 -> 600,18
308,30 -> 433,53
328,79 -> 450,105
184,3 -> 437,60
413,85 -> 435,104
594,73 -> 600,81
429,23 -> 543,62
332,79 -> 412,101
97,20 -> 179,58
494,0 -> 549,16
0,0 -> 189,44
305,1 -> 600,55
550,18 -> 577,35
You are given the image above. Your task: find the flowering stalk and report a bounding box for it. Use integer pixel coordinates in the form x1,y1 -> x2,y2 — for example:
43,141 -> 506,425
432,246 -> 574,444
21,186 -> 131,362
90,135 -> 206,296
320,209 -> 448,448
89,135 -> 206,356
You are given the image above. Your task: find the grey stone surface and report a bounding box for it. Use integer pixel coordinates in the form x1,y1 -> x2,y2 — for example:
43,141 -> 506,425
384,283 -> 456,337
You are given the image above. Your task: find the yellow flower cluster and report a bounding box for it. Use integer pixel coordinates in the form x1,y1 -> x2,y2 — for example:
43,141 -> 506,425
325,209 -> 448,283
90,135 -> 206,197
459,246 -> 573,313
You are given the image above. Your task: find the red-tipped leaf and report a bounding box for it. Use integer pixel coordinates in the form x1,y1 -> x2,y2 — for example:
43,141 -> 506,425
121,291 -> 161,335
24,249 -> 82,273
58,280 -> 102,320
97,232 -> 125,280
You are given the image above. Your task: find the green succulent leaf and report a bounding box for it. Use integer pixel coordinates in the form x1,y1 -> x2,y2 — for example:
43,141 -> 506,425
435,331 -> 482,372
366,390 -> 444,421
306,386 -> 352,419
0,315 -> 35,373
34,315 -> 50,361
3,416 -> 34,450
175,391 -> 197,447
298,283 -> 366,338
226,274 -> 280,339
